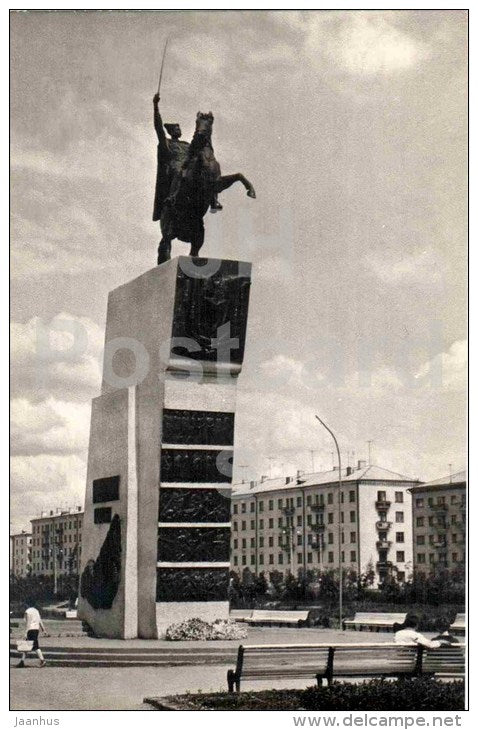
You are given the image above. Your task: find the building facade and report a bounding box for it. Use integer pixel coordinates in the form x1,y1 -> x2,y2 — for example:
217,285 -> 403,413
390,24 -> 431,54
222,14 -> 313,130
231,463 -> 419,586
30,507 -> 84,579
411,470 -> 466,574
10,531 -> 32,577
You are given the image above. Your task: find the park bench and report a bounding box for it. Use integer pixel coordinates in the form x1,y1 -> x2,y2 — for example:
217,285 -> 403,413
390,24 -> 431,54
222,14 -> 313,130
227,642 -> 465,692
244,609 -> 310,627
343,612 -> 407,631
230,609 -> 252,623
450,613 -> 465,634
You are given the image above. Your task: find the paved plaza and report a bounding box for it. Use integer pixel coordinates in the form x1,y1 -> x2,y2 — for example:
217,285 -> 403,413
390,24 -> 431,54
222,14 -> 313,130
10,627 -> 441,710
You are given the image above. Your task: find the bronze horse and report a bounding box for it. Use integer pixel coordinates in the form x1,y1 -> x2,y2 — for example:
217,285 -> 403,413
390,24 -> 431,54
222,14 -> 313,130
157,112 -> 256,264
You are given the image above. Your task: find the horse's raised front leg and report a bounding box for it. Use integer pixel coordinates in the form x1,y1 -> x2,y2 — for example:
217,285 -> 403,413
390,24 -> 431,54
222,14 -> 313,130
215,174 -> 256,199
157,237 -> 171,265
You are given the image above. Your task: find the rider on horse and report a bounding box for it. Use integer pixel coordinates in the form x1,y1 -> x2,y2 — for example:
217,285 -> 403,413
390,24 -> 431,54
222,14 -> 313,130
152,93 -> 222,221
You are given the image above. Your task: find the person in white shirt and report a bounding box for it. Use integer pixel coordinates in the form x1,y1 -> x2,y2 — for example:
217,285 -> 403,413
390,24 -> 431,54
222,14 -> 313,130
394,614 -> 443,649
17,604 -> 47,668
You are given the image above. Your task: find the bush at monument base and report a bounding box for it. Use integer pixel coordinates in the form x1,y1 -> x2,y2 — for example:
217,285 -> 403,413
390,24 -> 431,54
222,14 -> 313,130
165,617 -> 247,641
151,679 -> 464,711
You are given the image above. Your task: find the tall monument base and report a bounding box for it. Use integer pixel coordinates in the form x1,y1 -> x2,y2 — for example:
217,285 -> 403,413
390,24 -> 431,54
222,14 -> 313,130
78,257 -> 251,638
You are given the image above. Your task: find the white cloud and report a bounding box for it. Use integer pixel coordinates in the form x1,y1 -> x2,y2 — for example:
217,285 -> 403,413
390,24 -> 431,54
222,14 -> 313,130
367,249 -> 443,285
415,339 -> 467,391
11,312 -> 103,401
11,397 -> 91,456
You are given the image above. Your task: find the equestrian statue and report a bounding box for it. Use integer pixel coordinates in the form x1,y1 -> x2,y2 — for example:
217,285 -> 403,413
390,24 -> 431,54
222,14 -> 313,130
152,93 -> 256,264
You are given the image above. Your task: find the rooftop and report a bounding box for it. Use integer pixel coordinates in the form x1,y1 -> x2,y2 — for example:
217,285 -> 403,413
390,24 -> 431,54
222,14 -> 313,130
232,464 -> 420,497
411,470 -> 466,491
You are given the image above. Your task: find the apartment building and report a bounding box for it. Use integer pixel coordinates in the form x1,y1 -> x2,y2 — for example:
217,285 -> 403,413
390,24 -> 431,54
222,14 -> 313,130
10,531 -> 32,577
30,507 -> 84,578
231,462 -> 420,586
411,470 -> 466,574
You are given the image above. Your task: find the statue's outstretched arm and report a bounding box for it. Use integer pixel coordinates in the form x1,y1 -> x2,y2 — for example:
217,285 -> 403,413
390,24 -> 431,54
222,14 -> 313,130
153,94 -> 168,154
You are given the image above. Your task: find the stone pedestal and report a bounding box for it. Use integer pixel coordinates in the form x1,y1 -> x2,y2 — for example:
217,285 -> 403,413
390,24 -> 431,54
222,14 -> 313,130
78,257 -> 251,638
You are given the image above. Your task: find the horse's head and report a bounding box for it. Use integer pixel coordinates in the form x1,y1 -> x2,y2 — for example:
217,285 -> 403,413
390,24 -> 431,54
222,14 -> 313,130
195,111 -> 214,138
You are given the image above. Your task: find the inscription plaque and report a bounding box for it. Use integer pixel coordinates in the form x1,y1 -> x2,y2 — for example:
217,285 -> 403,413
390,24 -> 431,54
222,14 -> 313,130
93,475 -> 120,504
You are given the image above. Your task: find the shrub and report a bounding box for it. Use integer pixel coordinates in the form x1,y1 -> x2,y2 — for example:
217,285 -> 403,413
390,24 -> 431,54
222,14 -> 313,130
165,617 -> 247,641
301,678 -> 465,711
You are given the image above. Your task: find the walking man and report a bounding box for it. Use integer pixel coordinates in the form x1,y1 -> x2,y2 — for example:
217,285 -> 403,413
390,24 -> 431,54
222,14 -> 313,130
17,604 -> 47,667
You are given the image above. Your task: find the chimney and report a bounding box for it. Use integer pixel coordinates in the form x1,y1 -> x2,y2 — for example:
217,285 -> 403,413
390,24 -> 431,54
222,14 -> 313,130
285,476 -> 292,484
260,475 -> 268,483
249,480 -> 255,488
50,510 -> 53,516
333,466 -> 339,471
357,459 -> 366,469
77,506 -> 82,511
346,466 -> 353,476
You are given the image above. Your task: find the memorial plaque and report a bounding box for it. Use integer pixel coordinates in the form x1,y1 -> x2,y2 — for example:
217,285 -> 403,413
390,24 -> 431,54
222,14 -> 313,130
162,408 -> 234,446
156,567 -> 229,602
160,448 -> 233,483
158,527 -> 230,562
92,475 -> 120,504
171,259 -> 251,364
94,507 -> 112,524
158,487 -> 230,522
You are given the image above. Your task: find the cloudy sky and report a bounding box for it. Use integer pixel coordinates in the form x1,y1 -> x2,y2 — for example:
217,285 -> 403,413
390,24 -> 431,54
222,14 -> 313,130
10,10 -> 467,532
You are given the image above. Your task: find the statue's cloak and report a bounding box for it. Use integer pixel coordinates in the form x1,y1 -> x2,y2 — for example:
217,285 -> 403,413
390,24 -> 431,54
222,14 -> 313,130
153,139 -> 190,221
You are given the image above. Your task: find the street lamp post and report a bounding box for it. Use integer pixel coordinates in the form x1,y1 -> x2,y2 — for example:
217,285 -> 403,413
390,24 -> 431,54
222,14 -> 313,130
315,415 -> 343,630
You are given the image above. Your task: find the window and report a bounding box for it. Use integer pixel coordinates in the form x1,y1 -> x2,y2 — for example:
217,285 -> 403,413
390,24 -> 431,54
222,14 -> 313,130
307,495 -> 312,506
452,534 -> 457,543
297,534 -> 303,546
341,492 -> 344,503
307,552 -> 313,563
241,503 -> 246,513
328,513 -> 334,524
328,532 -> 334,544
397,571 -> 405,581
251,520 -> 255,530
297,496 -> 302,507
233,556 -> 238,566
259,536 -> 264,548
241,521 -> 246,530
350,510 -> 356,523
307,514 -> 312,525
297,515 -> 302,527
349,490 -> 356,502
396,551 -> 405,563
328,493 -> 333,504
350,531 -> 356,543
428,497 -> 434,507
250,538 -> 255,548
242,538 -> 246,548
233,539 -> 238,549
269,536 -> 274,547
233,504 -> 238,514
377,490 -> 387,501
268,499 -> 274,510
416,535 -> 425,545
340,511 -> 344,523
250,502 -> 255,512
259,554 -> 264,565
269,518 -> 274,528
428,516 -> 434,526
259,519 -> 264,530
242,555 -> 246,565
395,512 -> 404,523
450,495 -> 457,505
278,553 -> 283,564
278,516 -> 283,527
298,553 -> 303,564
328,551 -> 334,563
278,499 -> 283,509
250,554 -> 255,564
259,501 -> 264,512
396,532 -> 404,543
429,554 -> 435,563
395,491 -> 404,503
416,498 -> 424,508
351,550 -> 356,562
341,551 -> 345,562
437,496 -> 446,505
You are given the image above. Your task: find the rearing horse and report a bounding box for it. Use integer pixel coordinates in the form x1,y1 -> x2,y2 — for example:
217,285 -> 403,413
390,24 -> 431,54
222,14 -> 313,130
157,112 -> 256,265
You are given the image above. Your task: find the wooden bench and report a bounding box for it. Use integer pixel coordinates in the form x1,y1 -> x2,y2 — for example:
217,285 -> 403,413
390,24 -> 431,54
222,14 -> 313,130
343,612 -> 407,631
227,642 -> 465,692
244,609 -> 310,627
450,613 -> 465,634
